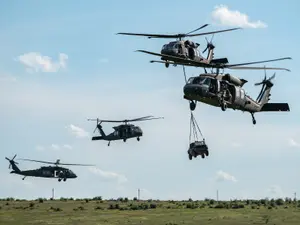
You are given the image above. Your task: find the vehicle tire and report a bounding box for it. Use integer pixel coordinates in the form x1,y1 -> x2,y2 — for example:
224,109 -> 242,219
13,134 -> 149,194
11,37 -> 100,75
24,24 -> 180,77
201,154 -> 205,158
188,154 -> 192,160
221,102 -> 227,111
205,150 -> 209,156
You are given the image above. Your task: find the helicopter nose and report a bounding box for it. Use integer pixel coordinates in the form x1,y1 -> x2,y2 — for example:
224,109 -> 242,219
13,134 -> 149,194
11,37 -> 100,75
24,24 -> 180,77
183,84 -> 207,97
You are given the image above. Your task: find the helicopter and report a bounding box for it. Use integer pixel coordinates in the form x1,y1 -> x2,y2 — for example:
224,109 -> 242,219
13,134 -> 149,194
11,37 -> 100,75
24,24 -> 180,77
117,24 -> 241,68
87,116 -> 164,146
5,154 -> 94,182
183,68 -> 290,125
118,24 -> 292,71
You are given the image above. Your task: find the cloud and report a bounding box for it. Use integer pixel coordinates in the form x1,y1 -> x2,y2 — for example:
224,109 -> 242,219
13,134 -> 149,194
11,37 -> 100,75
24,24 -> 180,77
0,74 -> 17,82
66,124 -> 89,138
216,170 -> 237,182
288,138 -> 300,148
88,167 -> 128,184
36,144 -> 72,151
16,52 -> 68,73
211,5 -> 267,28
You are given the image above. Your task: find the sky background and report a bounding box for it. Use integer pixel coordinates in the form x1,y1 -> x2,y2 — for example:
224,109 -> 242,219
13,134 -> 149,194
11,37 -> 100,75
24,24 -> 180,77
0,0 -> 299,201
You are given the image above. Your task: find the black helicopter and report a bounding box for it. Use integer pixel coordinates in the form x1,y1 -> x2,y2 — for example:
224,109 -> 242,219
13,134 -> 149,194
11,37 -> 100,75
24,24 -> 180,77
6,154 -> 94,182
87,116 -> 164,146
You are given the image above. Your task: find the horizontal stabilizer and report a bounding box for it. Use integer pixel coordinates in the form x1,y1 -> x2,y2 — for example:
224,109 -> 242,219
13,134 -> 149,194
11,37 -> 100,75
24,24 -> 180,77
260,103 -> 290,112
211,58 -> 229,64
91,136 -> 104,141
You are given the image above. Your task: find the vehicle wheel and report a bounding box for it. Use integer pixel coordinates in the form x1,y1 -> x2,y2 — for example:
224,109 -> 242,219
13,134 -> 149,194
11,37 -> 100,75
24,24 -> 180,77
165,62 -> 169,68
188,154 -> 192,160
58,179 -> 61,182
123,139 -> 126,142
137,137 -> 140,141
190,101 -> 196,111
205,150 -> 209,156
63,178 -> 66,182
252,119 -> 256,125
201,154 -> 205,158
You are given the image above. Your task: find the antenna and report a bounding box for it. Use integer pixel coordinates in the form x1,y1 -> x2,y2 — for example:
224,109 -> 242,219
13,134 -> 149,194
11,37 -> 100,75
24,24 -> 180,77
138,188 -> 140,201
52,188 -> 55,200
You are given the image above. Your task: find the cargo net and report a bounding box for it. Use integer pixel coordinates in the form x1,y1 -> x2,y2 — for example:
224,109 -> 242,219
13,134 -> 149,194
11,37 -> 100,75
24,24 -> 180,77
188,112 -> 209,160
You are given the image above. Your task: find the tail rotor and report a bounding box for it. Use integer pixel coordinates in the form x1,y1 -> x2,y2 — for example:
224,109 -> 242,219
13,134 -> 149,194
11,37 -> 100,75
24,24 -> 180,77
202,34 -> 215,54
5,154 -> 18,169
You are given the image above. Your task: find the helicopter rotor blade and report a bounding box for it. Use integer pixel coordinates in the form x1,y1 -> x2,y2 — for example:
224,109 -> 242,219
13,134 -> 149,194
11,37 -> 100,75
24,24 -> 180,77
185,24 -> 209,35
225,57 -> 292,68
227,66 -> 291,72
18,158 -> 95,166
185,27 -> 241,37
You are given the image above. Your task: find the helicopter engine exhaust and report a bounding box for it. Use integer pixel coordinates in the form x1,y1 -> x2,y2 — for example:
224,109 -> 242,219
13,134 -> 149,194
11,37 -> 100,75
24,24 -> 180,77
222,74 -> 247,87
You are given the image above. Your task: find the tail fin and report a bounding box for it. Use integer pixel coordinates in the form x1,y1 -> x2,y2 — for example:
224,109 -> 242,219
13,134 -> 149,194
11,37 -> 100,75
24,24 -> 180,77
255,72 -> 276,110
97,124 -> 106,137
5,154 -> 21,173
206,44 -> 214,63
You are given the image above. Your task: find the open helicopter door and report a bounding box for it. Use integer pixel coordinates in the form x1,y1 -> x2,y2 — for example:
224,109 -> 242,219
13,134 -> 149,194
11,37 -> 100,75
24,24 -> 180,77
54,170 -> 59,178
188,112 -> 209,160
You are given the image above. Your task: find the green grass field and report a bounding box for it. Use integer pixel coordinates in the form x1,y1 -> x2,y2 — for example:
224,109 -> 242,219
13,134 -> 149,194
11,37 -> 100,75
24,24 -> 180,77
1,198 -> 300,225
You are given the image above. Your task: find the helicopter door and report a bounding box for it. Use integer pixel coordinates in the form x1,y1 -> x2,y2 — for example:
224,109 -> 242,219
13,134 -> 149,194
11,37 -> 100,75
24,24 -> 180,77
54,170 -> 59,177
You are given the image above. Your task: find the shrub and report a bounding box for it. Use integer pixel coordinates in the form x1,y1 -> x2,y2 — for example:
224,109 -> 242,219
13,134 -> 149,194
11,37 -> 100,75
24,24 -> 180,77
150,203 -> 157,209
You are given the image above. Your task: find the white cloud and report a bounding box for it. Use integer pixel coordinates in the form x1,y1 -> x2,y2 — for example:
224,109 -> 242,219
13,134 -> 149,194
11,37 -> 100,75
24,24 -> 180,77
0,74 -> 17,82
36,144 -> 72,151
51,144 -> 60,150
88,167 -> 128,184
63,144 -> 73,150
66,124 -> 89,138
288,138 -> 300,148
211,5 -> 267,28
216,170 -> 237,182
16,52 -> 68,73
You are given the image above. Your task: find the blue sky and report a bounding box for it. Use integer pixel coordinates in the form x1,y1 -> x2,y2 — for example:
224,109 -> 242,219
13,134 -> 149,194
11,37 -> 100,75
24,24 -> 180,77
0,0 -> 299,200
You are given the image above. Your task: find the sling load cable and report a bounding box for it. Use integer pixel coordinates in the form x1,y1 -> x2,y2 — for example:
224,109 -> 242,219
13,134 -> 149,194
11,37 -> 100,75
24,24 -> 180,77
189,111 -> 205,144
182,65 -> 188,83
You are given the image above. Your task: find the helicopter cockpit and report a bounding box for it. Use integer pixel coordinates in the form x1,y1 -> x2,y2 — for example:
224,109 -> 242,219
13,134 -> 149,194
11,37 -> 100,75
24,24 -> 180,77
187,76 -> 211,86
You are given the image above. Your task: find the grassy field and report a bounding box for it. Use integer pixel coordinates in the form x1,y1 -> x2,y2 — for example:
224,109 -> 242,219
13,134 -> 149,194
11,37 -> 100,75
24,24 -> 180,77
1,197 -> 300,225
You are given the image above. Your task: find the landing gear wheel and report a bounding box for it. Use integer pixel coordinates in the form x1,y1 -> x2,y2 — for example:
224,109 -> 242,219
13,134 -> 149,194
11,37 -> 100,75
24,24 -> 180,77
221,102 -> 227,111
123,139 -> 126,142
137,137 -> 140,141
201,154 -> 205,159
190,101 -> 196,111
188,153 -> 192,160
205,150 -> 209,156
63,178 -> 66,182
108,142 -> 110,146
58,179 -> 61,182
251,113 -> 256,125
165,62 -> 169,68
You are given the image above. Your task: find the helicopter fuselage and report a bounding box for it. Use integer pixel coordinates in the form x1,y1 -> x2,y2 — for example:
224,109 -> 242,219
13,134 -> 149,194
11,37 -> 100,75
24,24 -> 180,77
161,40 -> 203,62
183,73 -> 262,113
11,166 -> 77,181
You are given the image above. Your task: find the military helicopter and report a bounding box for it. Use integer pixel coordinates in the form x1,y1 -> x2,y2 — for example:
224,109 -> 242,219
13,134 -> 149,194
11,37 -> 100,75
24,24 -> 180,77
5,154 -> 94,182
87,116 -> 164,146
118,24 -> 291,71
183,68 -> 290,125
117,24 -> 241,68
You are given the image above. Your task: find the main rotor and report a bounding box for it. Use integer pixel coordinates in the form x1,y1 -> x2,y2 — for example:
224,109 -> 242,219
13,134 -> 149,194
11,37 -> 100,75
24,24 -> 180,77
17,158 -> 95,167
117,24 -> 241,41
87,115 -> 164,125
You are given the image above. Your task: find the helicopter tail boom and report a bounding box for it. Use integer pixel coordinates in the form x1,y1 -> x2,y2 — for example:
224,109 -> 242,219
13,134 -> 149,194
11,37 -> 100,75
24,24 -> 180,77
91,136 -> 104,141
